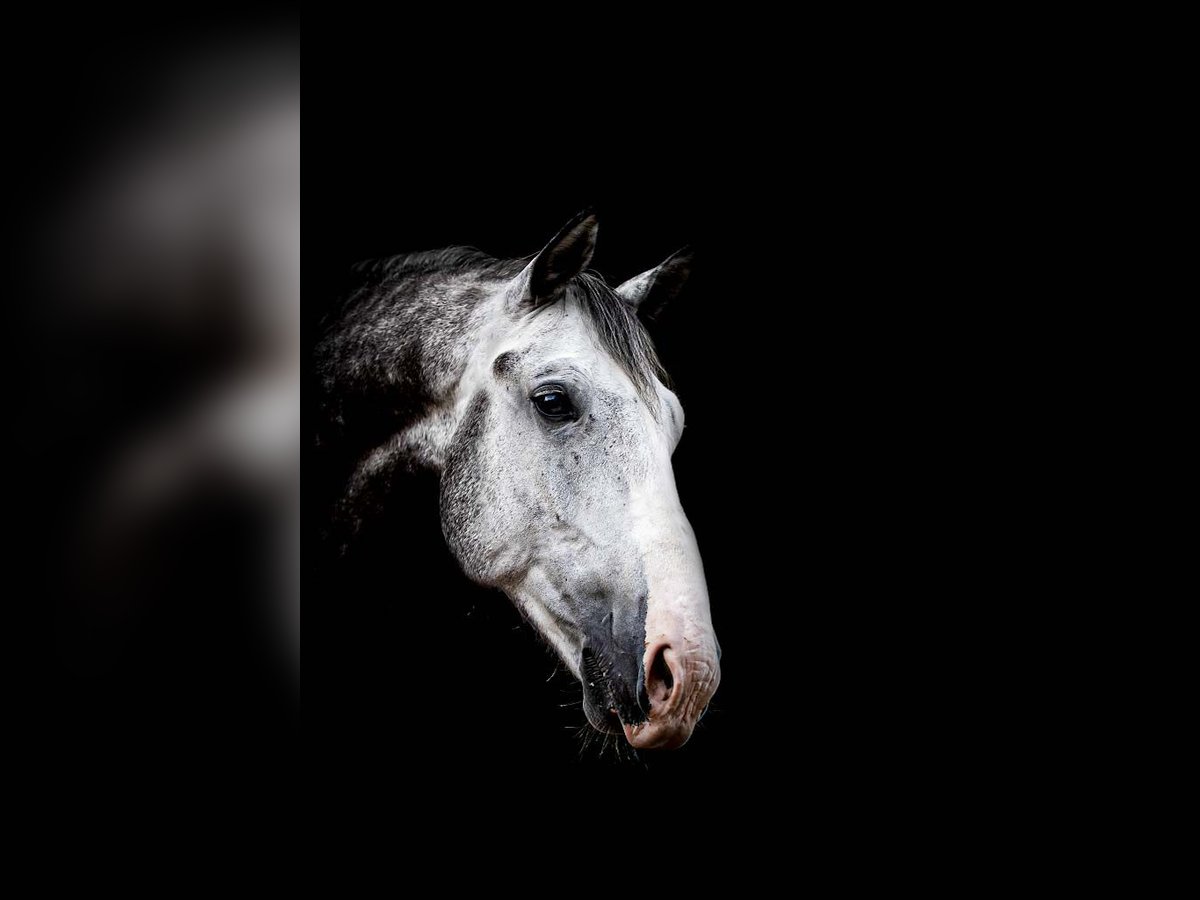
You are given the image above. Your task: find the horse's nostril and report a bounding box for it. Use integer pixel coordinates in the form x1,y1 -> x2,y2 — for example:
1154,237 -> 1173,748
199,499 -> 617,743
648,645 -> 675,704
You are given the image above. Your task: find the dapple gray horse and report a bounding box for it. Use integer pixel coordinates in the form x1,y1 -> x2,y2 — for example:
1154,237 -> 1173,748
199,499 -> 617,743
316,211 -> 719,749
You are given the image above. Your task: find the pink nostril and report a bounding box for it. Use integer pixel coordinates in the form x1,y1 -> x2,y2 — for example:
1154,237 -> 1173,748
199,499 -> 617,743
646,645 -> 676,706
626,643 -> 715,750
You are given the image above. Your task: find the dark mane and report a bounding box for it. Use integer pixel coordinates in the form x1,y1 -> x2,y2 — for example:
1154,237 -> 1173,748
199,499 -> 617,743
345,247 -> 668,406
350,245 -> 529,283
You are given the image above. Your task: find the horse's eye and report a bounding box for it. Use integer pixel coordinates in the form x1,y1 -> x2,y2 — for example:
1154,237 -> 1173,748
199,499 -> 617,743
532,385 -> 576,420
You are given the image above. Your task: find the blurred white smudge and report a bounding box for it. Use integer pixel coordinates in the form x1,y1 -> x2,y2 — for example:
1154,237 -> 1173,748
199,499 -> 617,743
46,30 -> 300,693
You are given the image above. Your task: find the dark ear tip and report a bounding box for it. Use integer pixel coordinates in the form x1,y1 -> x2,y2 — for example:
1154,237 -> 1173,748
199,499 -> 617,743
553,207 -> 598,243
665,246 -> 695,272
573,206 -> 598,225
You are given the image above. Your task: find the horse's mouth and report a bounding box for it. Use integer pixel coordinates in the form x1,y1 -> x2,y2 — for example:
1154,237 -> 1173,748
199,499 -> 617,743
580,645 -> 646,734
581,688 -> 625,735
598,707 -> 625,734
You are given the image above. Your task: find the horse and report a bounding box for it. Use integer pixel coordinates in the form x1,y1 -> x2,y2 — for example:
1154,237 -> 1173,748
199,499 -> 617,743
315,210 -> 720,750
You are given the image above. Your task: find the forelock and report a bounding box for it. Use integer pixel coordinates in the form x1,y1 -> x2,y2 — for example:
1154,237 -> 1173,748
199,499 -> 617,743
565,272 -> 668,413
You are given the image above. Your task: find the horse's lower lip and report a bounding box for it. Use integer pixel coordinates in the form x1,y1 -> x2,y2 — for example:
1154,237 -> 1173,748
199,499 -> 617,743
623,719 -> 692,751
592,710 -> 624,734
580,684 -> 626,734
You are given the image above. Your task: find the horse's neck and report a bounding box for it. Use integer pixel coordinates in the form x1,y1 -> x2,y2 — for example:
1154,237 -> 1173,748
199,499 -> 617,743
318,267 -> 503,547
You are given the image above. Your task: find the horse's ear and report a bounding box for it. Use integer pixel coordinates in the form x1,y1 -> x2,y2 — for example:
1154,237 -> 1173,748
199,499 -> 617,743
615,247 -> 694,322
510,209 -> 598,313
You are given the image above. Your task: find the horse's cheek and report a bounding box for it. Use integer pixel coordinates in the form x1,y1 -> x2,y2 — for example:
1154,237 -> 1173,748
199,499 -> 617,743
438,393 -> 494,583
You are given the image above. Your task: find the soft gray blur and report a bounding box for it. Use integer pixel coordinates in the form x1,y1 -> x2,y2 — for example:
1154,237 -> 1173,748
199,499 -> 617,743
46,31 -> 300,716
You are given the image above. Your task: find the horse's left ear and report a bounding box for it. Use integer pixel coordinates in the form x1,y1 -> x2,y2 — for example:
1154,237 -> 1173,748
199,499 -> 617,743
510,209 -> 599,313
615,247 -> 694,322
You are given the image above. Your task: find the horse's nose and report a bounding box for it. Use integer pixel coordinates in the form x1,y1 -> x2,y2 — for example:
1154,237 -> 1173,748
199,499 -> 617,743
644,642 -> 678,706
624,642 -> 718,750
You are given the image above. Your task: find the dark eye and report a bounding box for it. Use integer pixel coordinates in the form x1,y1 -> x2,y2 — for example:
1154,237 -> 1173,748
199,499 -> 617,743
532,385 -> 576,420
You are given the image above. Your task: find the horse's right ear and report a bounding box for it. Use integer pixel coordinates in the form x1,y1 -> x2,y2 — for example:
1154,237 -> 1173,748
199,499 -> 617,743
615,246 -> 693,322
508,209 -> 598,313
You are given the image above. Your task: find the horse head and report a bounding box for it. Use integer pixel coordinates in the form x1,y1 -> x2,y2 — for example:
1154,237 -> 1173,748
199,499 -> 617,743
439,212 -> 719,749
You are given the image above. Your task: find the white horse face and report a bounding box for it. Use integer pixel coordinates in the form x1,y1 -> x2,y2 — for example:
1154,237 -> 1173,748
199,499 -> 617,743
439,213 -> 719,750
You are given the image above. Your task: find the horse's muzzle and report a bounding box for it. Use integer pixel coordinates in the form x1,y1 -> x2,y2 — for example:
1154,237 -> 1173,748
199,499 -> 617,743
622,642 -> 720,750
579,638 -> 720,751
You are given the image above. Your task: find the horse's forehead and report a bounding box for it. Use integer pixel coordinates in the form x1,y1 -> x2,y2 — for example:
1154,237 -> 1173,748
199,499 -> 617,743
511,308 -> 628,383
515,301 -> 592,346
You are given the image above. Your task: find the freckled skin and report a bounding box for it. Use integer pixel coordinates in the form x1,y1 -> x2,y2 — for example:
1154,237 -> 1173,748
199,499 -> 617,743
491,350 -> 519,378
316,226 -> 719,750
